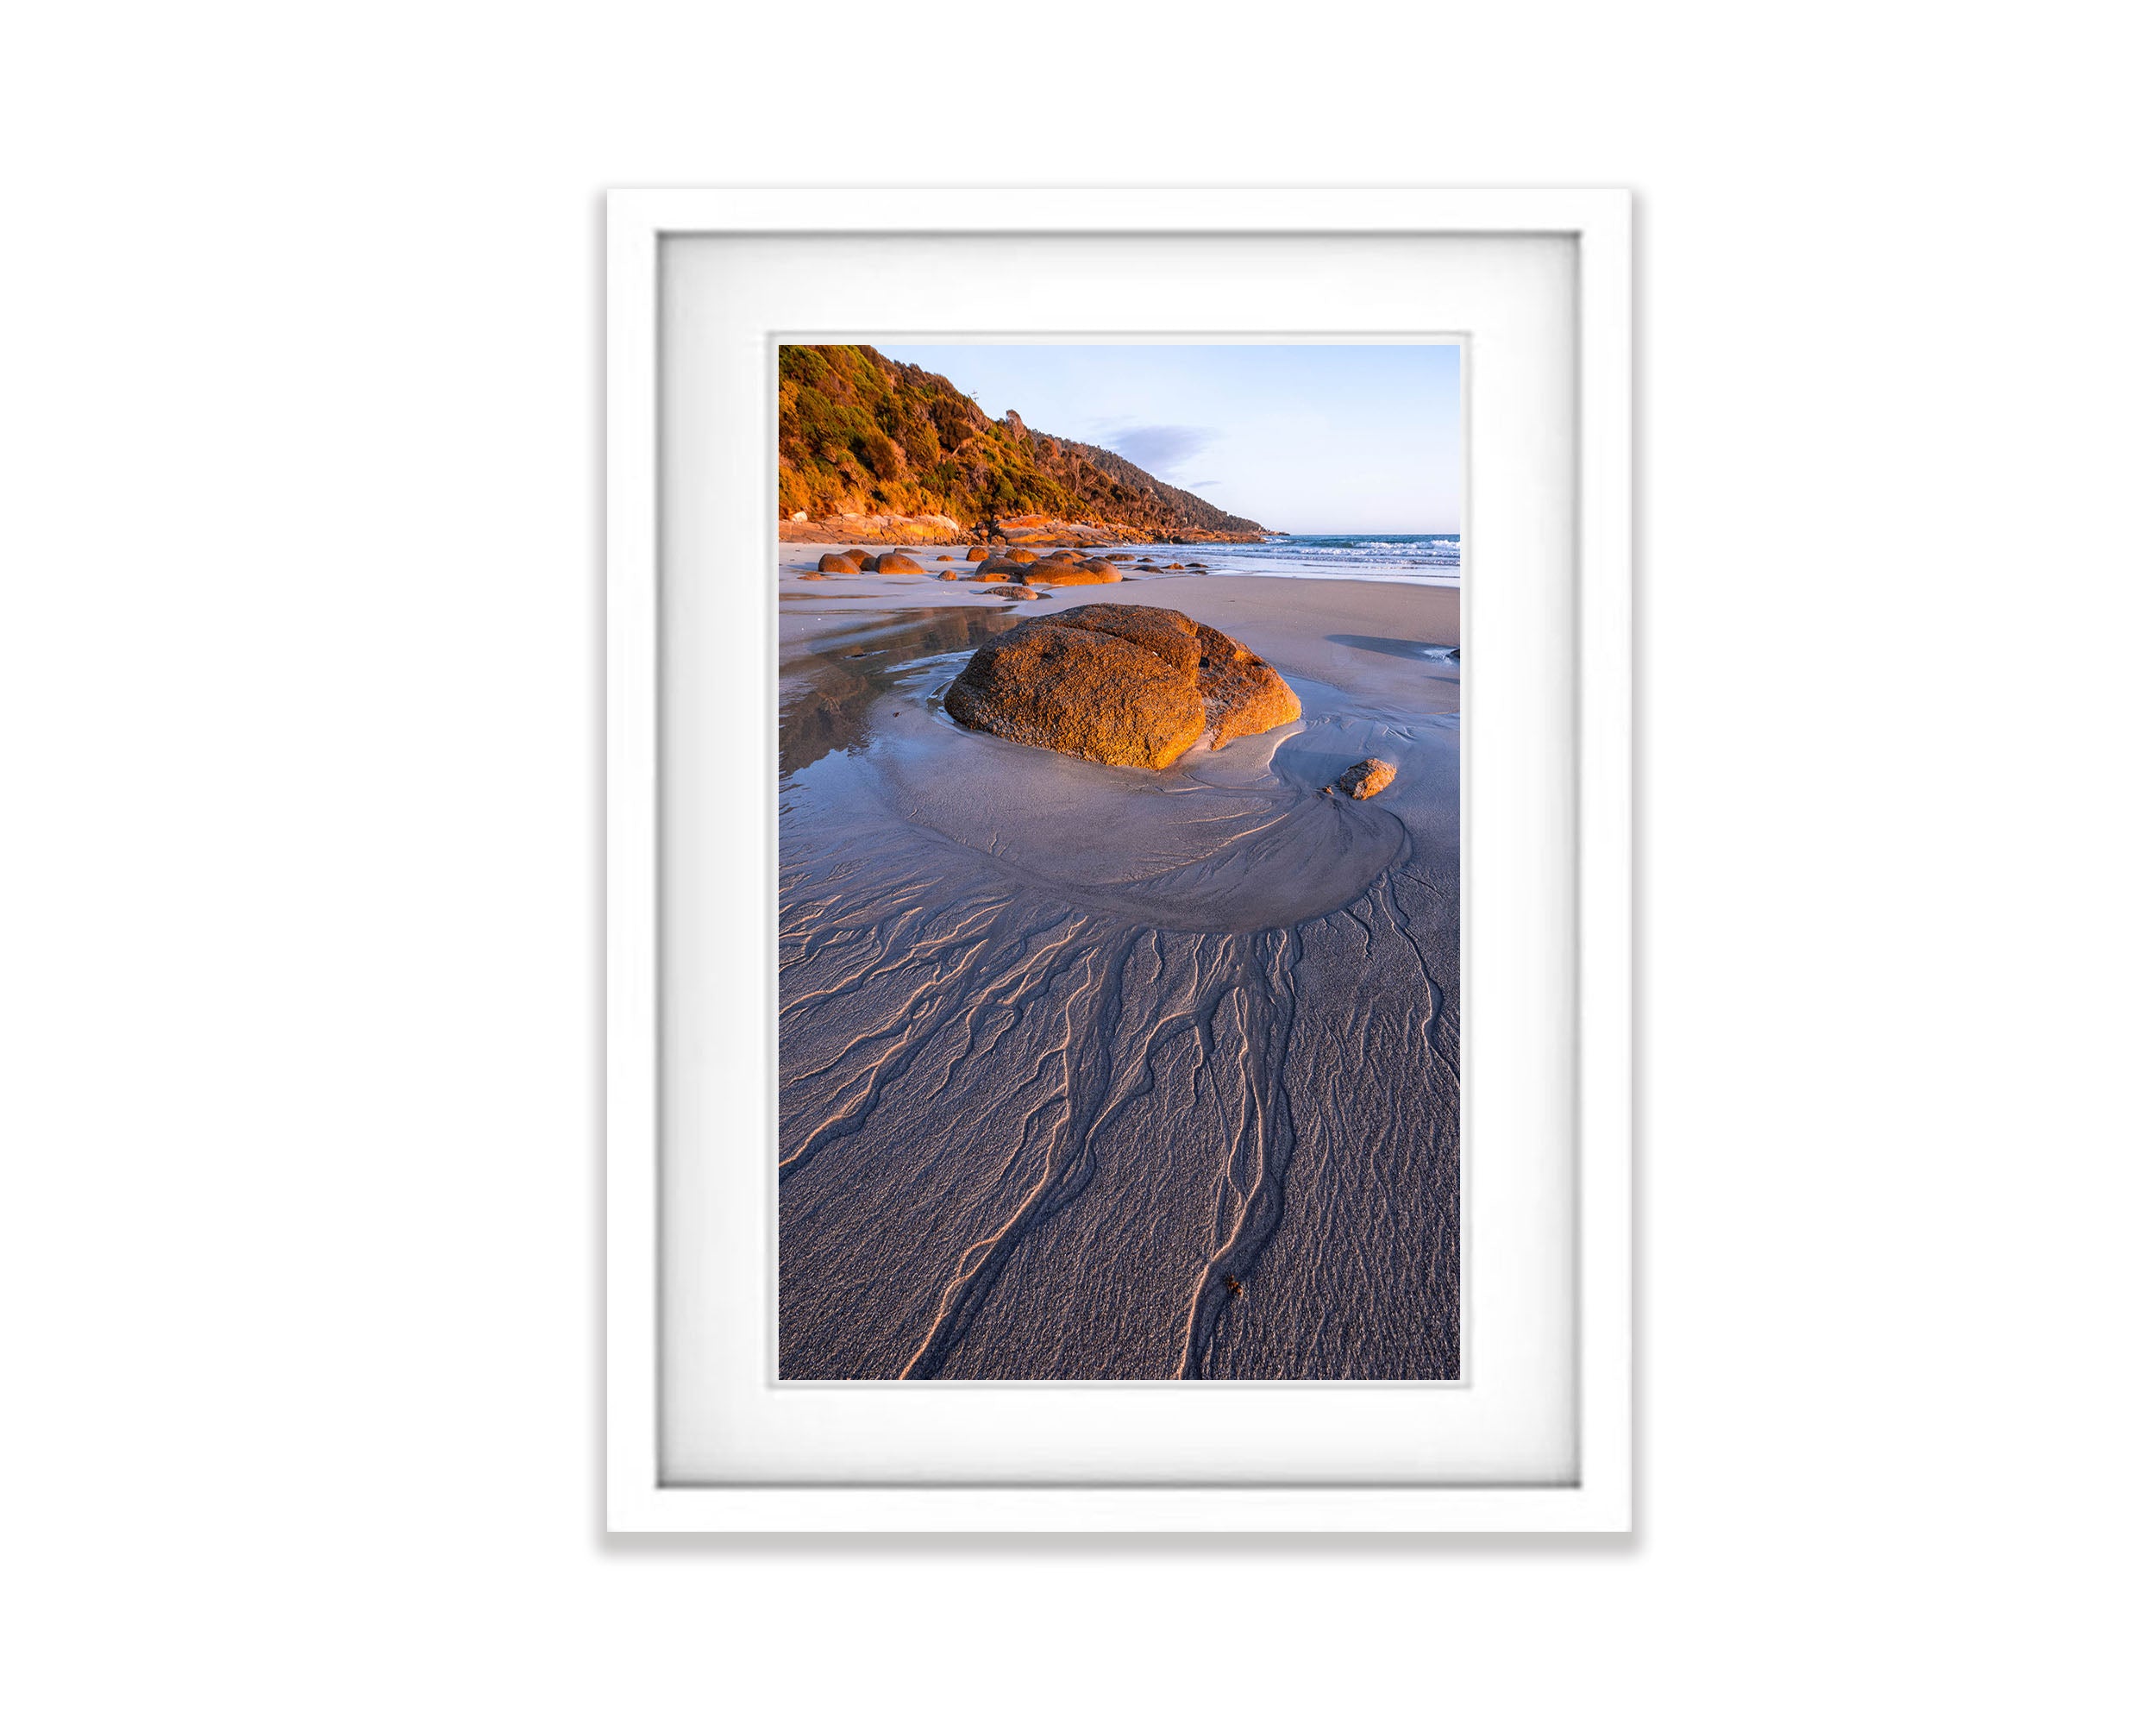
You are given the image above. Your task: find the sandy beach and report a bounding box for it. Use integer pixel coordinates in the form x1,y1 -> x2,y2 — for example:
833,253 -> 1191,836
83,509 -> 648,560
777,544 -> 1460,1378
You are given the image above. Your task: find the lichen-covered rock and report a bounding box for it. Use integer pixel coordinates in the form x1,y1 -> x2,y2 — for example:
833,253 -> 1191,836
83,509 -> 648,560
818,552 -> 862,574
869,551 -> 924,574
1332,758 -> 1397,800
943,603 -> 1300,769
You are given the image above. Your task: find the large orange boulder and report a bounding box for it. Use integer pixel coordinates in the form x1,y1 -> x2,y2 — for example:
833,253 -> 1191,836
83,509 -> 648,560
943,604 -> 1300,769
1027,561 -> 1122,586
868,551 -> 924,574
817,552 -> 862,574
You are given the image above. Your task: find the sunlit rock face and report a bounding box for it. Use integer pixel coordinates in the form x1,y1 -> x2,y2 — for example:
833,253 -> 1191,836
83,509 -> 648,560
1333,758 -> 1398,800
943,605 -> 1300,770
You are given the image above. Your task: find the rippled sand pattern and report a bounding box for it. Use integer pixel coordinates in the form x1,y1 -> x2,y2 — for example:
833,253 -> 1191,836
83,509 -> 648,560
778,601 -> 1459,1379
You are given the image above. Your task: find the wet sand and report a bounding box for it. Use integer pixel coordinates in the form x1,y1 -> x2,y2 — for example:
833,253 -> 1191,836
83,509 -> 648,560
777,545 -> 1460,1378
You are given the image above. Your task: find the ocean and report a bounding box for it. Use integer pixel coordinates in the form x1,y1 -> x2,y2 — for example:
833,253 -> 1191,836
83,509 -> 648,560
1134,532 -> 1461,586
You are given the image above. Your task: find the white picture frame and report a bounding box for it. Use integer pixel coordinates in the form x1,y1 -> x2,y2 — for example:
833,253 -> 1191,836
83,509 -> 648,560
607,188 -> 1633,1534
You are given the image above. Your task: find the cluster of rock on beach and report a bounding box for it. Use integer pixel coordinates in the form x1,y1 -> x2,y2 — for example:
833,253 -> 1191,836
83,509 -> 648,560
799,543 -> 1210,600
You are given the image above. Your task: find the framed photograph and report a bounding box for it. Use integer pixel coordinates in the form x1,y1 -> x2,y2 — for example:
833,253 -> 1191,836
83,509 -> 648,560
607,189 -> 1632,1533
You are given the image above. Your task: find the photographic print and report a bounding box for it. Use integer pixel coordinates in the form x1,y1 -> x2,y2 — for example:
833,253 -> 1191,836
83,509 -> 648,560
776,341 -> 1462,1380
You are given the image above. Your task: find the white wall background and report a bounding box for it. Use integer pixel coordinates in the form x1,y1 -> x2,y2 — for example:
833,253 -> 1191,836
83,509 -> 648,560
3,4 -> 2149,1720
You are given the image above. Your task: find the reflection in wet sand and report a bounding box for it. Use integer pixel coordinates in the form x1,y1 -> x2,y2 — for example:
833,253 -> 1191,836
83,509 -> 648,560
780,609 -> 1025,776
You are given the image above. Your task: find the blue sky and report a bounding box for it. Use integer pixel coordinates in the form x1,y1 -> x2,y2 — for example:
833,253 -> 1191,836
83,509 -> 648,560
877,343 -> 1461,535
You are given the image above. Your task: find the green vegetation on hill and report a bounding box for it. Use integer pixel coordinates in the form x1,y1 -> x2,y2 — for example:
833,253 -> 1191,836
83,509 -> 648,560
777,344 -> 1264,539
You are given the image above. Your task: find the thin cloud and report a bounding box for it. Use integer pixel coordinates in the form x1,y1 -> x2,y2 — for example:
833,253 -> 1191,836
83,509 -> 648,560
1098,422 -> 1219,478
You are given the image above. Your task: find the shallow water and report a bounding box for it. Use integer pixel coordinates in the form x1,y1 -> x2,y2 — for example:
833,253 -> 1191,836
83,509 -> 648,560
778,601 -> 1461,1380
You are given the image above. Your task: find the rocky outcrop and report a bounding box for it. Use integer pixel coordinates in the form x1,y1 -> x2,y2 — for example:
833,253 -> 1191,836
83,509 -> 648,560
777,511 -> 968,545
994,516 -> 1125,547
1331,759 -> 1397,800
943,604 -> 1300,770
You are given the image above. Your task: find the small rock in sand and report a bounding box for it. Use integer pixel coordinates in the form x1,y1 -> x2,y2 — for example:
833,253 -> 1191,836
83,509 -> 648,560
980,584 -> 1040,599
966,545 -> 993,560
1332,759 -> 1398,800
